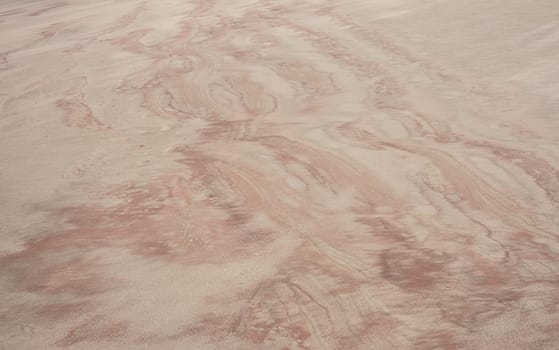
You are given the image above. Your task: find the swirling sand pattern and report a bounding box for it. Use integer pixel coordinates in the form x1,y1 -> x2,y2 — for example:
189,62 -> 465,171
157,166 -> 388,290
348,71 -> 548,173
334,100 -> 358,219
1,0 -> 559,349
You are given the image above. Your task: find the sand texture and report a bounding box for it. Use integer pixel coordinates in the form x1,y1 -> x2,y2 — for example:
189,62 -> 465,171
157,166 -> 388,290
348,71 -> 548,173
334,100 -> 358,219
1,0 -> 559,349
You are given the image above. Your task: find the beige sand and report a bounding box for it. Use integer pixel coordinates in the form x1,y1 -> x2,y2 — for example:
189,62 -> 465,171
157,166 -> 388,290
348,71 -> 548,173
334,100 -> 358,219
1,0 -> 559,349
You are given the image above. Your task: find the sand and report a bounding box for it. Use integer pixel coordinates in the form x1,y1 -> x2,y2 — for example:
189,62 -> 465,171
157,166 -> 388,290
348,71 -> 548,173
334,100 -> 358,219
1,0 -> 559,349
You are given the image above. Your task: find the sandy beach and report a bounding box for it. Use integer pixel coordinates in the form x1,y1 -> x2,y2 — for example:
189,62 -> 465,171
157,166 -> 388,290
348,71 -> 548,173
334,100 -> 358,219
1,0 -> 559,349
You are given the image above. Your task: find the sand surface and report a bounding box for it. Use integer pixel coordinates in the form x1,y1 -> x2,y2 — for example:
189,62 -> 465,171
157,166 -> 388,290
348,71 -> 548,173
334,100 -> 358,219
1,1 -> 559,349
